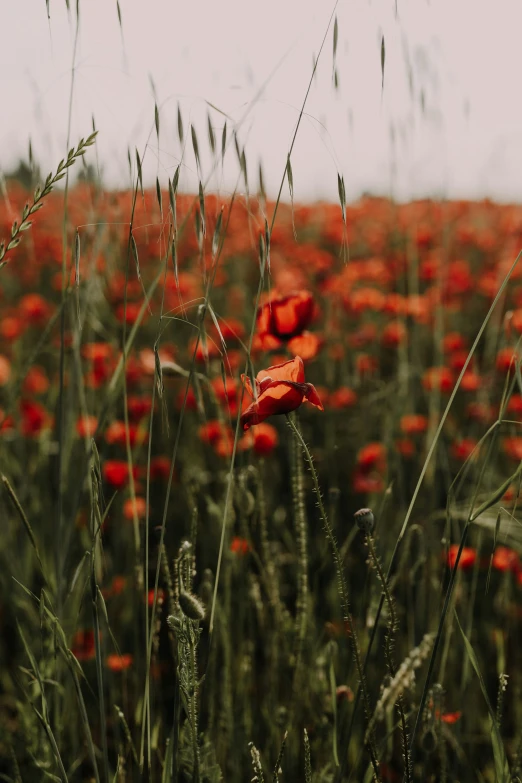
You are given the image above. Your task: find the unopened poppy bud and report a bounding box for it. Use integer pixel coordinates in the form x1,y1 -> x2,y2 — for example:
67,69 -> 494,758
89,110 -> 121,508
178,590 -> 205,621
354,507 -> 375,533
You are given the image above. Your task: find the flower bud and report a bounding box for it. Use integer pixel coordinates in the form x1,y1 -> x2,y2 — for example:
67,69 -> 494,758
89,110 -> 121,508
354,507 -> 375,534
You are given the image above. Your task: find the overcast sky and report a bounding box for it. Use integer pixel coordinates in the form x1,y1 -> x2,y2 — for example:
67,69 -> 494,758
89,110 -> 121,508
2,0 -> 522,202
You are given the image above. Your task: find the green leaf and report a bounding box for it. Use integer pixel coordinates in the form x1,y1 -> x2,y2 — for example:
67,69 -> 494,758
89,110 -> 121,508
177,104 -> 184,144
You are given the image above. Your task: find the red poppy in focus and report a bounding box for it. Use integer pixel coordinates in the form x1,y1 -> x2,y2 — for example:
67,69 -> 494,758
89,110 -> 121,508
257,290 -> 315,341
447,545 -> 476,570
240,356 -> 323,430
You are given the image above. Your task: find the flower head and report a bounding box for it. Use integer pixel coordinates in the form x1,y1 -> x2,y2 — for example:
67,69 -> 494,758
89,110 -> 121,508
256,290 -> 314,342
240,356 -> 323,430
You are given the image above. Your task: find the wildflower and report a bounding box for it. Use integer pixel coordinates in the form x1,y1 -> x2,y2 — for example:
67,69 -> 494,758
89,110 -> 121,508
1,316 -> 24,341
422,367 -> 454,393
240,356 -> 323,431
492,546 -> 521,574
106,653 -> 133,672
0,356 -> 11,386
230,536 -> 250,556
20,400 -> 50,437
123,496 -> 147,521
381,321 -> 407,347
149,456 -> 171,480
256,290 -> 315,341
76,415 -> 98,438
19,293 -> 50,325
441,711 -> 462,725
250,422 -> 279,456
22,366 -> 49,395
330,387 -> 357,409
71,629 -> 96,662
396,438 -> 415,457
451,439 -> 477,462
447,545 -> 476,570
400,414 -> 428,435
102,460 -> 139,490
357,442 -> 386,472
287,331 -> 322,361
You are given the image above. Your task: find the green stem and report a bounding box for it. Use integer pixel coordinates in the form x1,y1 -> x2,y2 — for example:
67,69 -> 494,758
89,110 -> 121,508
286,415 -> 381,781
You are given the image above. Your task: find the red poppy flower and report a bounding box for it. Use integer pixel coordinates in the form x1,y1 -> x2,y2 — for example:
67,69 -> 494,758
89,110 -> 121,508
400,414 -> 428,435
492,546 -> 521,574
123,496 -> 147,521
330,387 -> 357,409
244,422 -> 279,457
103,460 -> 139,490
106,653 -> 133,672
149,456 -> 172,480
76,415 -> 98,438
447,545 -> 476,570
71,629 -> 96,662
256,290 -> 314,341
20,399 -> 50,436
240,356 -> 323,430
0,356 -> 11,386
19,294 -> 51,325
23,366 -> 50,396
230,536 -> 250,555
287,331 -> 322,361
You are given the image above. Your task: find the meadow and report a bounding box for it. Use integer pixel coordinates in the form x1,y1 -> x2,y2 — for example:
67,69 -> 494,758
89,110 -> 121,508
2,128 -> 522,783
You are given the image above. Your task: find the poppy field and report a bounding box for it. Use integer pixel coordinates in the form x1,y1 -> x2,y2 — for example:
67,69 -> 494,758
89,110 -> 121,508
2,148 -> 522,782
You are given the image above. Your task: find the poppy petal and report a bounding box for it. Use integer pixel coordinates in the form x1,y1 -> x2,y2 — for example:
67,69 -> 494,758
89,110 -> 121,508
240,381 -> 304,430
257,356 -> 305,385
304,383 -> 324,410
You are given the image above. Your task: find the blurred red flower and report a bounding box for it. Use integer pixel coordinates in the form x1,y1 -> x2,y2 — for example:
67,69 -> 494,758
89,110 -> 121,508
103,460 -> 139,489
447,545 -> 476,570
230,536 -> 250,555
106,653 -> 133,672
257,290 -> 314,341
71,629 -> 96,662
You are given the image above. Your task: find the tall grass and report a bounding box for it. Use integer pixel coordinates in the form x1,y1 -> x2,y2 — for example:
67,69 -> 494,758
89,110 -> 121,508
1,2 -> 522,782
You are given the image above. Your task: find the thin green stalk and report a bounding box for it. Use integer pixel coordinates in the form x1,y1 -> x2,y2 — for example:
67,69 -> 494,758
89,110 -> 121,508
365,532 -> 411,783
286,415 -> 381,781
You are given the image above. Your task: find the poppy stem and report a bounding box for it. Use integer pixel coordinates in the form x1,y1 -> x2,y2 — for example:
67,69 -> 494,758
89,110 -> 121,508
285,415 -> 382,781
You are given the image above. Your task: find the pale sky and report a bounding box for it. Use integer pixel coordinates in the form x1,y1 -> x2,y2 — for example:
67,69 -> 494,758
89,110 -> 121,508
2,0 -> 522,202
